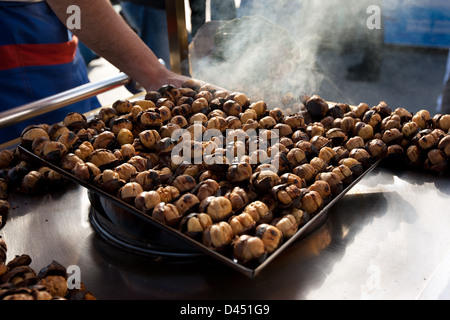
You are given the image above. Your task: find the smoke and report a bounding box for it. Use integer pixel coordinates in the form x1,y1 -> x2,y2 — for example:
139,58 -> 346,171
189,0 -> 374,106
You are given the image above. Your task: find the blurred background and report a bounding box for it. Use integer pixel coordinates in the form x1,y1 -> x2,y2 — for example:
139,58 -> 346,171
88,0 -> 450,116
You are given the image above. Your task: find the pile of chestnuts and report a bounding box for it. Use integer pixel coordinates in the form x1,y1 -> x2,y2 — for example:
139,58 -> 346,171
0,235 -> 95,300
7,78 -> 450,268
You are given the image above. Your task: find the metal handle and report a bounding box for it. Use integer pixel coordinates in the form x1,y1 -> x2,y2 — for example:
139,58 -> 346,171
0,72 -> 131,129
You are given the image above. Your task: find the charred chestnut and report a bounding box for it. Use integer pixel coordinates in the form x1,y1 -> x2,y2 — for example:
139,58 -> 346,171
118,182 -> 144,204
152,202 -> 181,226
233,235 -> 266,265
300,190 -> 323,215
202,221 -> 234,250
242,201 -> 272,225
271,214 -> 298,239
255,224 -> 283,254
229,213 -> 256,236
180,213 -> 213,239
199,196 -> 232,222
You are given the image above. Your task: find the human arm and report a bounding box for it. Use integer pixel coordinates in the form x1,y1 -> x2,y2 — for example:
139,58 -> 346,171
45,0 -> 190,91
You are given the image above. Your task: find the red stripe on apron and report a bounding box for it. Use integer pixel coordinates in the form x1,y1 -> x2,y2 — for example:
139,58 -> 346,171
0,36 -> 79,71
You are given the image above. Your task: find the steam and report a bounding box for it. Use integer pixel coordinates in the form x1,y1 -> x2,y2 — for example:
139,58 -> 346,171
190,0 -> 374,107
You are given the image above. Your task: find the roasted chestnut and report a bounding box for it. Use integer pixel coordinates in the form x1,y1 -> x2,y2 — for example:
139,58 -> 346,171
20,125 -> 50,150
272,183 -> 303,205
152,202 -> 181,226
338,157 -> 364,177
226,162 -> 252,183
225,187 -> 249,211
202,221 -> 234,250
88,149 -> 118,170
242,201 -> 272,225
250,170 -> 280,193
300,190 -> 323,215
309,180 -> 332,203
180,213 -> 213,239
229,212 -> 256,236
118,182 -> 144,204
199,196 -> 232,222
174,193 -> 200,216
155,185 -> 179,204
255,224 -> 283,254
233,235 -> 266,265
292,163 -> 317,184
271,214 -> 298,239
305,95 -> 329,121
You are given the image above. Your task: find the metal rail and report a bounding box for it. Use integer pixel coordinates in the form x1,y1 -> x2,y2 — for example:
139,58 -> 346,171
0,72 -> 131,130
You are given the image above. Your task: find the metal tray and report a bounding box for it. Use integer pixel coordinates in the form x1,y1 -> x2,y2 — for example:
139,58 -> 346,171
19,146 -> 380,278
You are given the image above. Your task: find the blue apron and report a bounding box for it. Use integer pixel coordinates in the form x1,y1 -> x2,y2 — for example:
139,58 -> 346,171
0,1 -> 101,144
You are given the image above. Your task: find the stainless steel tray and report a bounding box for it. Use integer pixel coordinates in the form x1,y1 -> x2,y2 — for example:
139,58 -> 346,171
19,146 -> 380,278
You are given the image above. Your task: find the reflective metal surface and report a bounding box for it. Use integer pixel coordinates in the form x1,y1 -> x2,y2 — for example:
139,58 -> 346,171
0,73 -> 131,130
2,165 -> 450,300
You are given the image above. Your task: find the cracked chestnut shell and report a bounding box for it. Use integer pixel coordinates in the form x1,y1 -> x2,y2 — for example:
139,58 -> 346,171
225,187 -> 249,211
250,170 -> 280,193
229,212 -> 256,236
242,201 -> 272,225
89,149 -> 118,170
233,235 -> 266,265
199,196 -> 232,222
20,125 -> 50,150
202,221 -> 234,250
226,162 -> 252,183
300,190 -> 323,215
41,141 -> 68,164
271,214 -> 298,239
118,182 -> 144,204
180,213 -> 213,239
152,202 -> 181,226
255,224 -> 283,254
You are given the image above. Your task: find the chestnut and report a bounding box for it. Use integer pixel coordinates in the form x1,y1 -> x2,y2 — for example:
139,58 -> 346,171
94,169 -> 125,194
152,202 -> 181,226
250,170 -> 280,193
272,183 -> 303,205
308,180 -> 332,203
438,135 -> 450,157
0,200 -> 10,228
41,141 -> 68,164
233,235 -> 266,265
225,187 -> 249,211
88,149 -> 118,170
424,149 -> 447,172
92,131 -> 117,150
305,95 -> 329,121
226,162 -> 252,183
202,221 -> 234,250
292,163 -> 317,184
20,125 -> 50,150
0,150 -> 15,169
114,163 -> 137,182
175,192 -> 201,216
345,136 -> 365,151
300,190 -> 323,215
271,214 -> 298,239
118,182 -> 144,204
366,138 -> 388,160
134,191 -> 161,213
353,122 -> 374,141
315,171 -> 343,195
229,213 -> 256,236
193,179 -> 220,201
139,129 -> 161,150
156,185 -> 180,203
405,145 -> 422,167
286,148 -> 307,167
382,128 -> 403,145
180,213 -> 213,239
331,164 -> 354,185
199,196 -> 233,222
326,128 -> 348,147
349,148 -> 372,168
338,157 -> 364,177
249,101 -> 267,118
242,201 -> 272,224
21,170 -> 45,194
112,99 -> 133,114
255,224 -> 283,254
